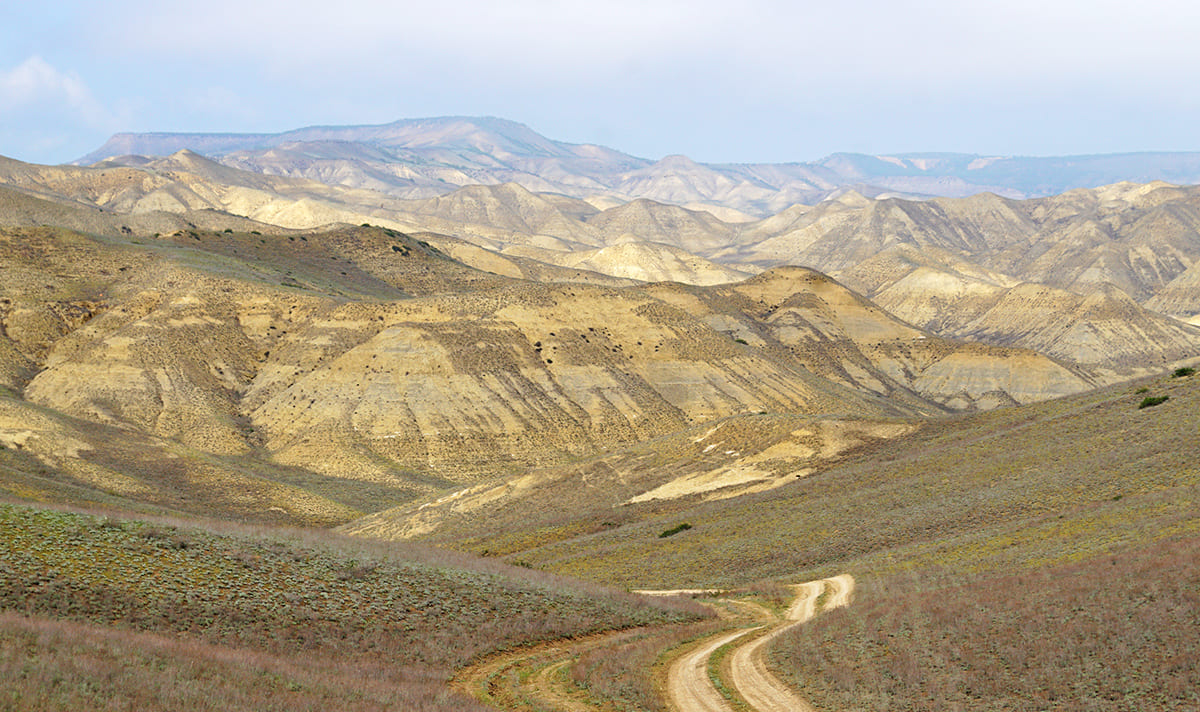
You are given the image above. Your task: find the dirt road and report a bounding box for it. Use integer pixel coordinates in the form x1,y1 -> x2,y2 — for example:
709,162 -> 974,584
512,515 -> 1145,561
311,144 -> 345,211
821,574 -> 855,611
666,627 -> 758,712
666,574 -> 855,712
457,575 -> 855,712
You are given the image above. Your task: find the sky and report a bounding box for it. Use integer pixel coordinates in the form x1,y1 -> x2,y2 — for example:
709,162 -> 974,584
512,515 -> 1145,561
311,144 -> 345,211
3,0 -> 1200,165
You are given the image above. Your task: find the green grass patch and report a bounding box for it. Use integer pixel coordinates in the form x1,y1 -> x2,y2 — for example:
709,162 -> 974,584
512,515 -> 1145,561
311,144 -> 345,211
707,632 -> 754,711
659,523 -> 692,538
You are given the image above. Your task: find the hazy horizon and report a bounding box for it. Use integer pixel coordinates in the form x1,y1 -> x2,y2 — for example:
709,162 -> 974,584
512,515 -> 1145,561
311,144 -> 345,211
5,0 -> 1200,165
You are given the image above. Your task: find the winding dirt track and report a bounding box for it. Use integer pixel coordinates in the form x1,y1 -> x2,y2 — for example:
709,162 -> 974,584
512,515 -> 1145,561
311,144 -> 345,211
456,575 -> 855,712
665,574 -> 855,712
723,575 -> 855,712
665,627 -> 759,712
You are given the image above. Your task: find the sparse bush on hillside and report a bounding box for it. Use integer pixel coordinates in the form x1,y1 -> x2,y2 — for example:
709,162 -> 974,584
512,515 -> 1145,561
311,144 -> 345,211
1138,395 -> 1169,409
659,523 -> 692,538
1172,366 -> 1195,378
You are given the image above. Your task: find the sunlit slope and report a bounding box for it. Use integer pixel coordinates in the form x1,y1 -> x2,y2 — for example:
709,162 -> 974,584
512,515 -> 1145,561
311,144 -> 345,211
2,220 -> 1094,523
380,369 -> 1200,590
840,244 -> 1200,379
341,269 -> 1106,549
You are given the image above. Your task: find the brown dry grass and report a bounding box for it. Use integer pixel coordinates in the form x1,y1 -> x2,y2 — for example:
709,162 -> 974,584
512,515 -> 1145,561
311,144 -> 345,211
569,619 -> 724,711
0,501 -> 701,711
0,611 -> 483,711
769,535 -> 1200,711
501,371 -> 1200,589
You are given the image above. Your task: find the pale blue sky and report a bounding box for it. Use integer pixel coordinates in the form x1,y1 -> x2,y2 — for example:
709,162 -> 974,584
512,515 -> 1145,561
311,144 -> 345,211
3,0 -> 1200,165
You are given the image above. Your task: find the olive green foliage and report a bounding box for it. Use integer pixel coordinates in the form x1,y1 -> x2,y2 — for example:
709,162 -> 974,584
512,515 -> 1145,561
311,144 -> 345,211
0,503 -> 696,711
659,523 -> 693,538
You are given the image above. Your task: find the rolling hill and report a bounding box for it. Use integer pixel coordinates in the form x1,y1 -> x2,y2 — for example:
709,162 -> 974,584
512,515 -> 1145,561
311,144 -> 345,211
3,212 -> 1098,530
0,121 -> 1197,710
4,151 -> 1197,398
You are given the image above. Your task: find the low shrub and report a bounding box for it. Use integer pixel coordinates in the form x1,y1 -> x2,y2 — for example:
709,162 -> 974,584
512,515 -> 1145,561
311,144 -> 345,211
1138,395 -> 1169,409
659,523 -> 692,538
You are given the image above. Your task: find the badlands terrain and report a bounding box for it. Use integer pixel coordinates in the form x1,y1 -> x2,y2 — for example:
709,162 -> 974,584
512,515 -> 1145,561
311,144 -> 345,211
0,121 -> 1197,711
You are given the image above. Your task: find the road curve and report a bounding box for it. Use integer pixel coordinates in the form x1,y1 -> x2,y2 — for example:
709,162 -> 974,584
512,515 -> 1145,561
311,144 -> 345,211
822,574 -> 855,611
727,575 -> 856,712
666,575 -> 856,712
785,580 -> 827,623
460,575 -> 856,712
666,627 -> 759,712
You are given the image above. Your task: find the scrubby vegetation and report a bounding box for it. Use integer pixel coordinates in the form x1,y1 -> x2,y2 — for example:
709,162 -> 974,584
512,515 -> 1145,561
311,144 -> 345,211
770,536 -> 1200,711
0,612 -> 471,711
659,523 -> 692,538
507,374 -> 1200,588
0,503 -> 698,711
570,620 -> 720,711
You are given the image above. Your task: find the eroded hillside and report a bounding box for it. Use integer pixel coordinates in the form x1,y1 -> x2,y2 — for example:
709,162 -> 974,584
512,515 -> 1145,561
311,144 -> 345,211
0,212 -> 1097,529
5,151 -> 1200,386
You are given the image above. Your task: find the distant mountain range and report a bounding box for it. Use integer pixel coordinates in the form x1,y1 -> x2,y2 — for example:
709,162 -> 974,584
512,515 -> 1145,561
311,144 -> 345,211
76,116 -> 1200,216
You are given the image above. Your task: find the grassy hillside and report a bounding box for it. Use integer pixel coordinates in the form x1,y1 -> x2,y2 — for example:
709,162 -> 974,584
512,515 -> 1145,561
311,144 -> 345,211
462,369 -> 1199,589
770,535 -> 1200,711
0,502 -> 700,711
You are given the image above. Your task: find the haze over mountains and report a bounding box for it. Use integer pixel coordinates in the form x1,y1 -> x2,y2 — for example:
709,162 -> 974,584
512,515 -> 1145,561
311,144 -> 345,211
78,117 -> 1200,216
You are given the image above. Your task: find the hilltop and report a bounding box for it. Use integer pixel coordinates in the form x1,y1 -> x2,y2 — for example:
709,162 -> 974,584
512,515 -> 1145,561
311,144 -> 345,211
3,215 -> 1101,528
77,117 -> 1200,216
5,151 -> 1200,386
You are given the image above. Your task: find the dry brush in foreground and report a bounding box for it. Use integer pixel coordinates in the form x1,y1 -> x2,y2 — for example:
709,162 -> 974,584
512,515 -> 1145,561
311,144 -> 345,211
0,502 -> 701,711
